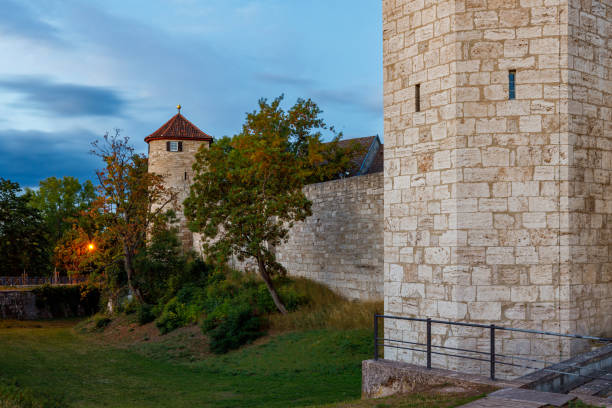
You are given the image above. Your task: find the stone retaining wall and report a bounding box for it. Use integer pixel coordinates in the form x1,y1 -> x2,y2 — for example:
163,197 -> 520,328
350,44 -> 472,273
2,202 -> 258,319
0,291 -> 41,320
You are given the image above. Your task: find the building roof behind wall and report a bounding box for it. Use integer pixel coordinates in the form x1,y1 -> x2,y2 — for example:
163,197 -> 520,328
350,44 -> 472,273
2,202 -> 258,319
333,135 -> 383,177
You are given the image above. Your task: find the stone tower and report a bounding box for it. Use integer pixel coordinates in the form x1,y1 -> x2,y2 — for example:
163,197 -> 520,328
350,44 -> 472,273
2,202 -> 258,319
383,0 -> 611,376
145,106 -> 213,251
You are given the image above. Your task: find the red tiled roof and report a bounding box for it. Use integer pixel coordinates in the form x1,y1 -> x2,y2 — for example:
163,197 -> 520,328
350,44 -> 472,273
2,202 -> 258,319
144,113 -> 213,143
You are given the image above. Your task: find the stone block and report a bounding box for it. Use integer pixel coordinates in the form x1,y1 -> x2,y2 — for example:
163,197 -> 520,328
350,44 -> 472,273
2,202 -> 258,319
468,302 -> 502,320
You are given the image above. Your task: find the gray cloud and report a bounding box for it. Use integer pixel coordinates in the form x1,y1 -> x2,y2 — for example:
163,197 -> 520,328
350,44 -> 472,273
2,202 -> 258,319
0,0 -> 64,45
255,72 -> 315,87
0,77 -> 126,117
0,128 -> 101,187
313,87 -> 382,116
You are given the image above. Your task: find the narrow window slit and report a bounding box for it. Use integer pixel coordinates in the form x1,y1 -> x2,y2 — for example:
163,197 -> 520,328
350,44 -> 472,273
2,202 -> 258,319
415,84 -> 421,112
509,70 -> 516,100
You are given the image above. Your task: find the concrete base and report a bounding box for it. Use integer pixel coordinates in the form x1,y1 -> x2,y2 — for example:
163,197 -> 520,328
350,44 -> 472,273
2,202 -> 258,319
362,359 -> 523,399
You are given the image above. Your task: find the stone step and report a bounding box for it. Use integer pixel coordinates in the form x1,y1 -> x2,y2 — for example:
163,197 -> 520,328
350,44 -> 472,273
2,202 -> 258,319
458,396 -> 545,407
570,373 -> 612,397
488,388 -> 577,407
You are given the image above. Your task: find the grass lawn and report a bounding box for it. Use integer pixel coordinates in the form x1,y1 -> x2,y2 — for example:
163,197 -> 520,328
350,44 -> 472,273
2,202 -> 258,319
0,320 -> 372,407
0,320 -> 490,408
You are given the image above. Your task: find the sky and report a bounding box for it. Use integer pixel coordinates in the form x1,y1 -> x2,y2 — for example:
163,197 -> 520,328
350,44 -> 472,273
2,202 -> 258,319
0,0 -> 383,188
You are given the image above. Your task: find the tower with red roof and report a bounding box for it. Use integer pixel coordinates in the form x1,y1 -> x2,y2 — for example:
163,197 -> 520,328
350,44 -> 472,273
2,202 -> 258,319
145,105 -> 213,251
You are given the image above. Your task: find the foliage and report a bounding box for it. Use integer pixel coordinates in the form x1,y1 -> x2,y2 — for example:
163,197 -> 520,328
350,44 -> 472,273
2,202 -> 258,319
132,224 -> 187,305
32,284 -> 100,317
92,314 -> 112,330
136,303 -> 156,325
185,96 -> 361,314
154,269 -> 308,352
0,377 -> 66,408
26,176 -> 96,268
91,130 -> 177,301
205,302 -> 264,354
0,178 -> 49,276
156,284 -> 206,334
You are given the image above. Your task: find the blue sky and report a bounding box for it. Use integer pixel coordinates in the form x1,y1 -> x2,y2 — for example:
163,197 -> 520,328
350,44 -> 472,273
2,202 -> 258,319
0,0 -> 382,188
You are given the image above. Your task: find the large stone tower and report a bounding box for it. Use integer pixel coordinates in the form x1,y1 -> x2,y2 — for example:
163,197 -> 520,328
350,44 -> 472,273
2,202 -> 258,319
383,0 -> 611,376
145,106 -> 213,251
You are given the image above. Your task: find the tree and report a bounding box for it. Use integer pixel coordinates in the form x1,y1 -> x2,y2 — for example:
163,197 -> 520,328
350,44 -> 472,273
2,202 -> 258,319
0,178 -> 49,276
28,176 -> 95,243
184,96 -> 361,314
91,130 -> 177,301
27,176 -> 96,273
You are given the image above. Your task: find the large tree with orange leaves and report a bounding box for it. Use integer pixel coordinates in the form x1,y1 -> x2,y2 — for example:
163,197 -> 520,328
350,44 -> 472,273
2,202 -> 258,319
91,131 -> 177,301
184,96 -> 361,313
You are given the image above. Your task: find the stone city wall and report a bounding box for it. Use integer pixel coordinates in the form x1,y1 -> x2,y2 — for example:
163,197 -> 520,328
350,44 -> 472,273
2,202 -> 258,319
228,173 -> 384,301
275,173 -> 384,300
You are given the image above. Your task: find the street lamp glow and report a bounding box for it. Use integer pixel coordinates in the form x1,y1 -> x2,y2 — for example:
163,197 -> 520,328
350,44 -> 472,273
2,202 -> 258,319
88,243 -> 95,251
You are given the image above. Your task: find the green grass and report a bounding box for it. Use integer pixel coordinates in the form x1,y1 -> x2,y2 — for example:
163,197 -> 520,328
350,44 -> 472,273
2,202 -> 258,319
0,320 -> 372,408
312,392 -> 487,408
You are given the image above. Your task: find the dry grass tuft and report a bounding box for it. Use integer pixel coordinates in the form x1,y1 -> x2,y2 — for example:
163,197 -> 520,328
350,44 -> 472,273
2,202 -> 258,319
269,278 -> 382,332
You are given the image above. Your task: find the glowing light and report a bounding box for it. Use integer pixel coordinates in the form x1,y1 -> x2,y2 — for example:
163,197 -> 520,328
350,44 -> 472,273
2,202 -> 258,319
88,243 -> 95,251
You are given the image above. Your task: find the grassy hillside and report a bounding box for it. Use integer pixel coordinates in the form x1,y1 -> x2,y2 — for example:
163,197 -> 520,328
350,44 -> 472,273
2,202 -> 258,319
0,320 -> 371,408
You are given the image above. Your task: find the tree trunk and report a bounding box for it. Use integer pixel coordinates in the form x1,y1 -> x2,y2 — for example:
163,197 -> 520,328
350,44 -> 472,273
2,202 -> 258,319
256,254 -> 288,315
122,242 -> 143,303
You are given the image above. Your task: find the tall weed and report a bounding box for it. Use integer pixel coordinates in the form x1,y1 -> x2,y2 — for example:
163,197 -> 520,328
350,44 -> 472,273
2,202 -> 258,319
268,278 -> 382,331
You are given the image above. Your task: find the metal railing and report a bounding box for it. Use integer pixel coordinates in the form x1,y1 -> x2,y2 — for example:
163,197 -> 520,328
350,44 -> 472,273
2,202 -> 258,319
0,276 -> 87,287
374,314 -> 612,381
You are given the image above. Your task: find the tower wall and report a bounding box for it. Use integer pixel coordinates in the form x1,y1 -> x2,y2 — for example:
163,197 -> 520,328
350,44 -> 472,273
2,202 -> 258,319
566,0 -> 612,339
148,139 -> 209,251
383,0 -> 611,376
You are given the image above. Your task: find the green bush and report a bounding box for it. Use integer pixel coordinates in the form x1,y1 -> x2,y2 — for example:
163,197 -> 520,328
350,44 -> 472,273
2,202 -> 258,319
137,303 -> 156,325
93,314 -> 111,329
205,302 -> 265,354
33,284 -> 100,318
151,265 -> 312,353
156,285 -> 206,334
122,299 -> 138,315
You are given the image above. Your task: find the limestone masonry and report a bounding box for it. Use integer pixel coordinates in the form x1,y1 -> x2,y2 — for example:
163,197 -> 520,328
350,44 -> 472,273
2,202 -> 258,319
383,0 -> 611,376
274,173 -> 384,300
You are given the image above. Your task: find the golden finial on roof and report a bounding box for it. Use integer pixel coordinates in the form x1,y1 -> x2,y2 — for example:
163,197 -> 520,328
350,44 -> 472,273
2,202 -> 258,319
177,104 -> 182,113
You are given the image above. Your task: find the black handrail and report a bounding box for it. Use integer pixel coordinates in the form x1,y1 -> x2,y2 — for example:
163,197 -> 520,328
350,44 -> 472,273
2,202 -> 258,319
373,314 -> 612,381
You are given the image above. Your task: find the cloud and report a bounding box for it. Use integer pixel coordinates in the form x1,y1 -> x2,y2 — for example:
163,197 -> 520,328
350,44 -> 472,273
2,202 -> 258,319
0,77 -> 126,117
0,0 -> 64,45
313,87 -> 382,116
255,72 -> 315,87
0,128 -> 102,187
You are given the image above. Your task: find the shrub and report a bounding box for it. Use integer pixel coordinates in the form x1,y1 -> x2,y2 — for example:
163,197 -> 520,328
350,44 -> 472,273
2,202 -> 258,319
205,302 -> 265,354
137,303 -> 156,325
155,286 -> 205,334
122,299 -> 138,315
93,314 -> 111,330
32,284 -> 100,318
